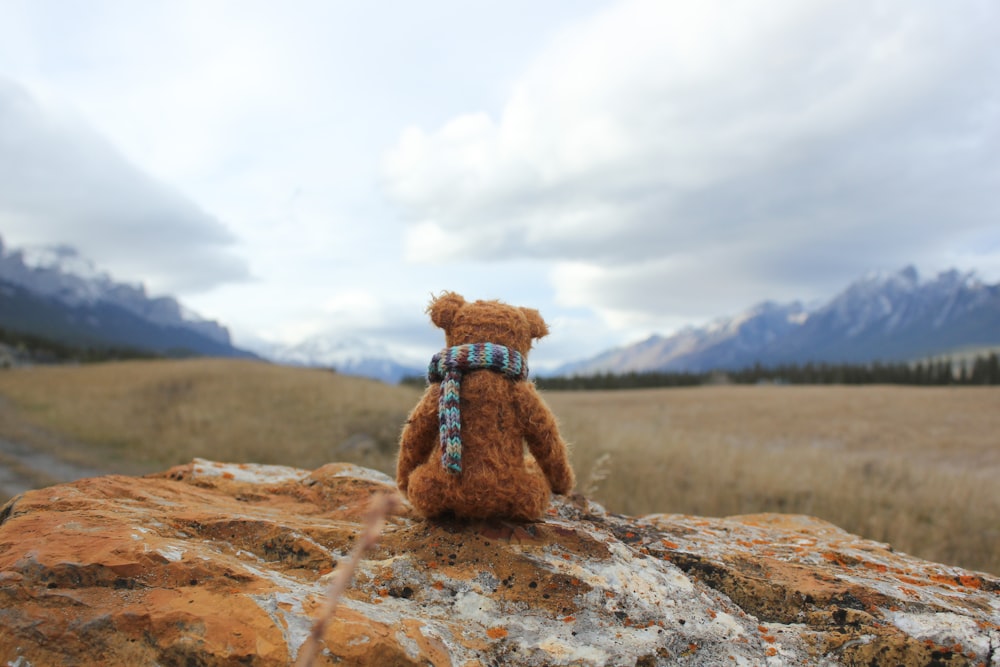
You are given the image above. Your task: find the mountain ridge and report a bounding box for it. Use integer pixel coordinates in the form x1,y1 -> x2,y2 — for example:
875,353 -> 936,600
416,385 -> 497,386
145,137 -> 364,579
5,232 -> 998,381
0,234 -> 253,359
557,266 -> 1000,376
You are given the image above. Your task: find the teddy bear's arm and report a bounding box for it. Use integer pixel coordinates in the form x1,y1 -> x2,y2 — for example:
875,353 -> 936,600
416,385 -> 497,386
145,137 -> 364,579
515,383 -> 576,495
396,388 -> 440,494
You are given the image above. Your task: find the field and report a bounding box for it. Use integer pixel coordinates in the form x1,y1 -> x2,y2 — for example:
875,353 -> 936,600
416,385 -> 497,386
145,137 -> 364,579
546,386 -> 1000,575
0,358 -> 997,574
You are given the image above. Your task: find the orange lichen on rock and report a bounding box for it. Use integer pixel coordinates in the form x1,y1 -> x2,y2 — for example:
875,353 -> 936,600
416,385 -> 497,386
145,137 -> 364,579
0,461 -> 997,666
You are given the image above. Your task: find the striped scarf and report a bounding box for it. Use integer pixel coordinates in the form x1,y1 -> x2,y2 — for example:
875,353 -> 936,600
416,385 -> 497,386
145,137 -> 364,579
428,343 -> 528,473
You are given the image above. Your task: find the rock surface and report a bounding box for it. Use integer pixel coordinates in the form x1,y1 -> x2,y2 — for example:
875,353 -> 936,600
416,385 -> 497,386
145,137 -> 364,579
0,459 -> 996,666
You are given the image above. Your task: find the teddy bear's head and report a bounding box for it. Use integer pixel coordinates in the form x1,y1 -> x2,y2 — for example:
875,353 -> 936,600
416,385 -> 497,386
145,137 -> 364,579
427,292 -> 548,356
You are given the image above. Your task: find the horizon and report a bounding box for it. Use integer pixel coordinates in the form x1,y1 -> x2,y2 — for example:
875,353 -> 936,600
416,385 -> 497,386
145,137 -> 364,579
1,231 -> 995,371
2,1 -> 999,368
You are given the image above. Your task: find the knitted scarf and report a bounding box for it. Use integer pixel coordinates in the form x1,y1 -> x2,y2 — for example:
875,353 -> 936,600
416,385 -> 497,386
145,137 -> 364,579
428,342 -> 528,473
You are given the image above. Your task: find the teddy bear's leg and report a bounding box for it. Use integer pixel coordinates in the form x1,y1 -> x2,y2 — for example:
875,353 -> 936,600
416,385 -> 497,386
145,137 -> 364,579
482,467 -> 551,522
407,460 -> 552,521
406,464 -> 453,519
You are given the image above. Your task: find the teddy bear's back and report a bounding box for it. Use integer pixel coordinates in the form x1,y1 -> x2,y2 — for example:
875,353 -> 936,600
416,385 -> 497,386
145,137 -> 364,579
446,371 -> 528,473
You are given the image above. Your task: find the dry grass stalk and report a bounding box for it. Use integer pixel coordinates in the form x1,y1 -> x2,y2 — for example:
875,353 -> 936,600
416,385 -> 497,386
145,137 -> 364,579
583,452 -> 613,497
294,491 -> 402,667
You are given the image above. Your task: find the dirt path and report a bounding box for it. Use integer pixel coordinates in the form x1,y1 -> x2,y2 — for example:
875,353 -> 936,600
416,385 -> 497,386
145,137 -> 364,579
0,436 -> 111,500
0,396 -> 116,502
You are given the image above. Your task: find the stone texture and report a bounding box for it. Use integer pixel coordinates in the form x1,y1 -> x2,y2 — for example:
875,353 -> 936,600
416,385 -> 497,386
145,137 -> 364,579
0,458 -> 996,666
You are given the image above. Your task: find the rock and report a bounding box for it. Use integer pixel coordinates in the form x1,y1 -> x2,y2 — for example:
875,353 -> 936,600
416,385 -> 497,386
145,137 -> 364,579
0,459 -> 996,666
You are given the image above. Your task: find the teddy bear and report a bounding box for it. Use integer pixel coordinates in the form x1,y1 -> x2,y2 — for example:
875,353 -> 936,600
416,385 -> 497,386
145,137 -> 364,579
396,292 -> 576,521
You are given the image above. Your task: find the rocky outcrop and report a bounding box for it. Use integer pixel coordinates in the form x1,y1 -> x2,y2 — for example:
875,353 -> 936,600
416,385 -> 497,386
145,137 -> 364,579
0,459 -> 997,666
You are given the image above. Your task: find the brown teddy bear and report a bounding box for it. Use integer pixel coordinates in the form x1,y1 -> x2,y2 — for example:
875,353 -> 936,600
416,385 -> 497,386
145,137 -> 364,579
396,292 -> 576,521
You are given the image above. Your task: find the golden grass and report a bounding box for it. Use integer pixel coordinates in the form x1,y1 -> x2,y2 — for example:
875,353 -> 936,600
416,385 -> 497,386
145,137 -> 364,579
0,360 -> 997,574
547,385 -> 1000,575
0,358 -> 418,475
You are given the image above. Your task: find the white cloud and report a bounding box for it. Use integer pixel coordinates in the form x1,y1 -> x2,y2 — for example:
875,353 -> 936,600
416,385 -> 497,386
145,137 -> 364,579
0,78 -> 250,293
384,0 -> 1000,327
550,249 -> 803,335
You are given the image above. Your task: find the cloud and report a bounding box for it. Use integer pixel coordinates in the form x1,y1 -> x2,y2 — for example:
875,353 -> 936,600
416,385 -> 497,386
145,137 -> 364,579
383,0 -> 1000,328
0,78 -> 250,294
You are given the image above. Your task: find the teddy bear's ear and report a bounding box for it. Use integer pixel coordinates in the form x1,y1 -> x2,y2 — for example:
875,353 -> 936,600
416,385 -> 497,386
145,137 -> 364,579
522,307 -> 549,340
427,291 -> 466,329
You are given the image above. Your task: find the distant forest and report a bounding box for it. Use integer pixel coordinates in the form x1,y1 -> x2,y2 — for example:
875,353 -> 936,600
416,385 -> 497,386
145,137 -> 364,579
533,354 -> 1000,390
0,326 -> 163,366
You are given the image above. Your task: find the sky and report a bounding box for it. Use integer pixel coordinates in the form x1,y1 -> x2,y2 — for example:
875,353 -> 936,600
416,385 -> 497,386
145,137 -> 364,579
1,0 -> 999,369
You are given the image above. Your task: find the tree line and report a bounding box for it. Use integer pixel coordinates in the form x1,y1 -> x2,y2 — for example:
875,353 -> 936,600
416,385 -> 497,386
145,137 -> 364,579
0,326 -> 164,366
532,353 -> 1000,390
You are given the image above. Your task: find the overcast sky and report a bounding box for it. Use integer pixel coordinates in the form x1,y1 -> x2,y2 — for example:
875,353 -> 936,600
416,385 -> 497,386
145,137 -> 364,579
1,0 -> 998,368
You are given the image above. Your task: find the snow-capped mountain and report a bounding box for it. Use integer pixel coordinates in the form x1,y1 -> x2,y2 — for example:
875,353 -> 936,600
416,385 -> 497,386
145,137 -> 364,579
559,301 -> 809,375
763,267 -> 1000,366
251,335 -> 422,384
2,239 -> 230,344
559,267 -> 1000,375
0,234 -> 251,358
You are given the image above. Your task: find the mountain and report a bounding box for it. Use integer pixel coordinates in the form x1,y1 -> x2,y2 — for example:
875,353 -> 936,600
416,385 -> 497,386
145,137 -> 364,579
565,301 -> 809,375
0,235 -> 253,359
559,267 -> 1000,375
764,267 -> 1000,365
250,335 -> 423,384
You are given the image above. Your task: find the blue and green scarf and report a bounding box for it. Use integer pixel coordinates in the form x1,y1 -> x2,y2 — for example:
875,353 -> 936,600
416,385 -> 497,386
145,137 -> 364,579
427,343 -> 528,473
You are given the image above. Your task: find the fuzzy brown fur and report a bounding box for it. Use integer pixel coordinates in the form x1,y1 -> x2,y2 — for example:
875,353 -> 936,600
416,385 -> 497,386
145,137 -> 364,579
396,292 -> 576,521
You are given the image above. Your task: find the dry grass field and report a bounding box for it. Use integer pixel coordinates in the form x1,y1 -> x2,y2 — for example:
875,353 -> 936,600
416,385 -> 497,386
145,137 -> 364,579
0,359 -> 997,574
0,359 -> 416,476
546,386 -> 1000,575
